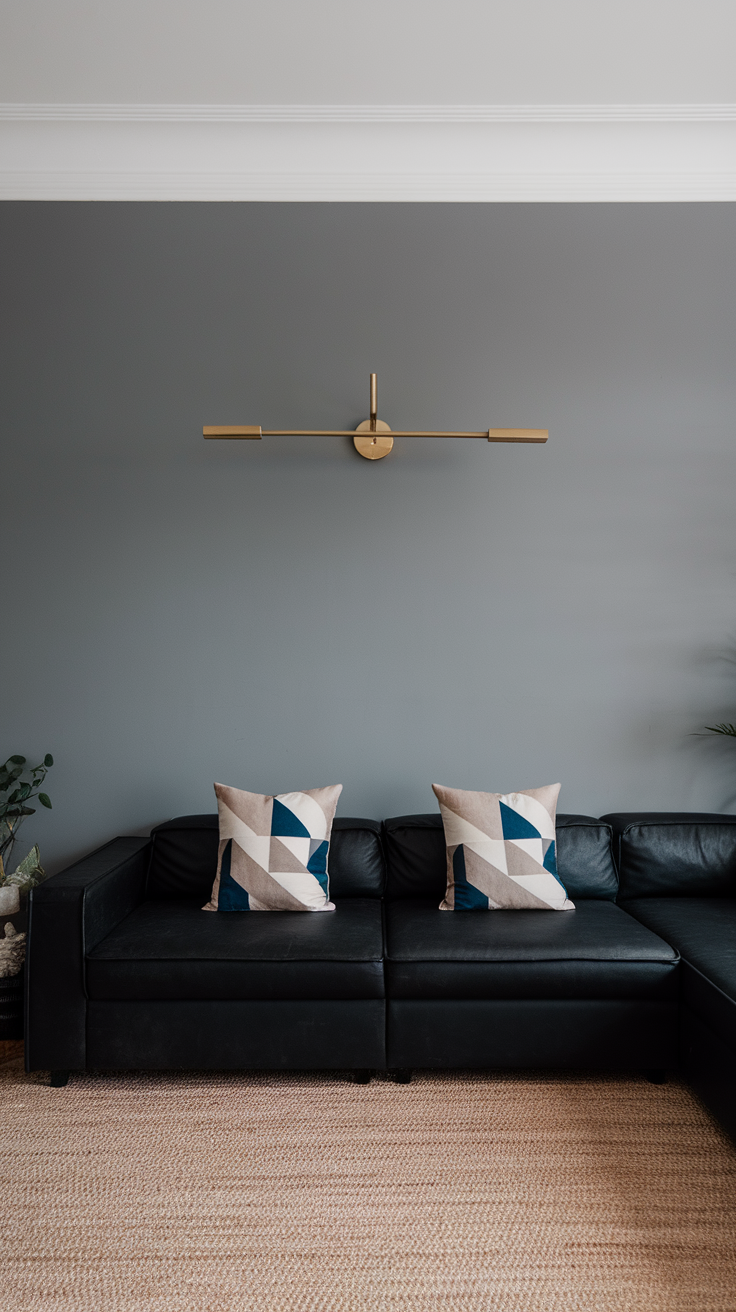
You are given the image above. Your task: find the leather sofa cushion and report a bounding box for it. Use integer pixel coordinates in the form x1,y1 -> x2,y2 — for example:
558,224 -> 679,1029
385,898 -> 678,1000
147,815 -> 385,900
620,897 -> 736,1049
86,898 -> 384,1000
383,814 -> 618,901
602,813 -> 736,899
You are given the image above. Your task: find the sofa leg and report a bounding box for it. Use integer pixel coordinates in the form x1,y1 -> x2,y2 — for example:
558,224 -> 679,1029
645,1069 -> 667,1085
352,1069 -> 372,1085
392,1069 -> 412,1084
49,1071 -> 70,1088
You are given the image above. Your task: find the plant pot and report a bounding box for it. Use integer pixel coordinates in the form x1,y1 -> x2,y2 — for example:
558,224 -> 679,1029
0,964 -> 23,1040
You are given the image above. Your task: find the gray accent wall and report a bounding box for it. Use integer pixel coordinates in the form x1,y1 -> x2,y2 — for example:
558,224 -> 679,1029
2,202 -> 736,871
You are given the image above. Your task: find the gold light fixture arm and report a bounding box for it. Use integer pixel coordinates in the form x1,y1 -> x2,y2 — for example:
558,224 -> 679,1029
203,427 -> 547,441
203,374 -> 548,459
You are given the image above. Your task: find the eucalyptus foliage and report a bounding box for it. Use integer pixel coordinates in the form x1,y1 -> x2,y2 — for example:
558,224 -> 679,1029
0,754 -> 53,874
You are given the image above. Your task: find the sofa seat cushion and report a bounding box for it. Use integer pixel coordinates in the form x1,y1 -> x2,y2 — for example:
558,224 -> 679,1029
86,898 -> 384,1001
385,899 -> 678,1000
620,898 -> 736,1050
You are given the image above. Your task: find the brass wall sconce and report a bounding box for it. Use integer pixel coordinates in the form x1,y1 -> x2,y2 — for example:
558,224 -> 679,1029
204,374 -> 548,460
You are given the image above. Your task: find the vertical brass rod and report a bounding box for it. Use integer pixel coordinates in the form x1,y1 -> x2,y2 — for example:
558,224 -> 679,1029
369,373 -> 378,431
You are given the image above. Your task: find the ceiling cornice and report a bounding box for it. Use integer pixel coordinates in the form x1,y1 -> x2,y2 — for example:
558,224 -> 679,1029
1,104 -> 734,201
1,102 -> 735,122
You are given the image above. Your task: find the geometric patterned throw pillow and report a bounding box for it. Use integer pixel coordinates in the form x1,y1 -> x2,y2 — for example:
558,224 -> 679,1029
203,783 -> 342,912
432,782 -> 574,911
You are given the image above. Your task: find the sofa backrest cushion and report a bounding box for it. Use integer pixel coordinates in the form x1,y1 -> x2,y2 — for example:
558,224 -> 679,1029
147,815 -> 385,900
601,812 -> 736,898
382,814 -> 617,901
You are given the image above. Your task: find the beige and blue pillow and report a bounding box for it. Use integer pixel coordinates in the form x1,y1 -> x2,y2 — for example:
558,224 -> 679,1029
204,783 -> 342,911
432,782 -> 574,911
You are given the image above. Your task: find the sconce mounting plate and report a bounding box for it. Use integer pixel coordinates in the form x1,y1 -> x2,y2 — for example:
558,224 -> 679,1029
353,420 -> 393,461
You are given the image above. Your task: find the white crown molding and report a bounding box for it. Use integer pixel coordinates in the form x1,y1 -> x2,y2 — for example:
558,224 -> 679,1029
2,102 -> 736,122
1,104 -> 735,201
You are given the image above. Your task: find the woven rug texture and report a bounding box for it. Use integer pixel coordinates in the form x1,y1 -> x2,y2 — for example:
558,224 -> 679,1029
1,1047 -> 735,1311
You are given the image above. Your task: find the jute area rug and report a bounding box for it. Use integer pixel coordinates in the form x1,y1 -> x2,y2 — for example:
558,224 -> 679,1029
2,1043 -> 736,1311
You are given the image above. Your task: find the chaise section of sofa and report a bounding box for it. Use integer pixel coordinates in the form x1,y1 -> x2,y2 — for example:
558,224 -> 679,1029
382,814 -> 680,1071
603,812 -> 736,1138
26,816 -> 387,1076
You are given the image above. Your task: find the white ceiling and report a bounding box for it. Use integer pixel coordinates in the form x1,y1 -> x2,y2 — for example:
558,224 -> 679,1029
1,0 -> 735,105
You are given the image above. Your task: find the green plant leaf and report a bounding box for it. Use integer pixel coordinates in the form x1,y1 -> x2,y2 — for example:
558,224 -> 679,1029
705,723 -> 736,737
38,793 -> 52,808
44,754 -> 54,767
7,844 -> 46,891
9,756 -> 25,766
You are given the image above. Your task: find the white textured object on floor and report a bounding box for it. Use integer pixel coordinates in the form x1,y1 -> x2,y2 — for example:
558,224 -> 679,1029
0,923 -> 25,977
0,885 -> 20,914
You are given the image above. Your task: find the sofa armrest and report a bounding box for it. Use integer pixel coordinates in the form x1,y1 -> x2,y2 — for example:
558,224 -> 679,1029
25,837 -> 150,1072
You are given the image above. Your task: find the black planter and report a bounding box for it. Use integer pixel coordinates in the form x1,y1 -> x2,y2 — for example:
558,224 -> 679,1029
0,966 -> 24,1040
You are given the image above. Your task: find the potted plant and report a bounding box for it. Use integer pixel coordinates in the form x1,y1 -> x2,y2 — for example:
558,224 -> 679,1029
705,722 -> 736,739
0,755 -> 53,1035
0,753 -> 53,883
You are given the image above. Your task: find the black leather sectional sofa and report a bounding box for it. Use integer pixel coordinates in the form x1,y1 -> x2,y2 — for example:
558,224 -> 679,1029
602,812 -> 736,1140
25,811 -> 736,1139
